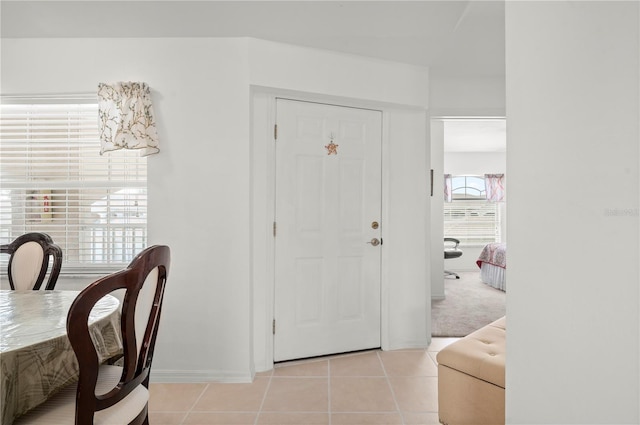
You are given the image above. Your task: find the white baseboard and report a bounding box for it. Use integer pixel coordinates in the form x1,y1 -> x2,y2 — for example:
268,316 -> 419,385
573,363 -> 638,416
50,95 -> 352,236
150,369 -> 253,383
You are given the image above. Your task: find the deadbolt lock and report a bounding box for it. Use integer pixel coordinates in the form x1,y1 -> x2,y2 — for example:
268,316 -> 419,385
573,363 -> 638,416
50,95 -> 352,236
371,221 -> 379,229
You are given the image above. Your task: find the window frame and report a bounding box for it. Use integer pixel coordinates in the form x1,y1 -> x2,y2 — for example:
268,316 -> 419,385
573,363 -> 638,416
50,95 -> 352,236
444,174 -> 501,246
0,97 -> 148,274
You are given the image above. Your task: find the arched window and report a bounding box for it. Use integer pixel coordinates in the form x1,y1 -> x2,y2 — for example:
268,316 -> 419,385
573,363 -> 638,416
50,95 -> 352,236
451,175 -> 486,200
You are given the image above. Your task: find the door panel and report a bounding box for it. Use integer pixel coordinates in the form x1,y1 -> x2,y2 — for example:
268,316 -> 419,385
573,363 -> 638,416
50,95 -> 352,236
274,99 -> 382,362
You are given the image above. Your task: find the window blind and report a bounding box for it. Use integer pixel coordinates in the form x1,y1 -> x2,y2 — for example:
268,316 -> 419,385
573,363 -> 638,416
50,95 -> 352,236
443,200 -> 500,246
0,103 -> 147,271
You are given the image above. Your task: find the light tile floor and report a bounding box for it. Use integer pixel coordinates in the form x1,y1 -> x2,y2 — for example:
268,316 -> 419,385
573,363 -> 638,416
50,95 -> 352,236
149,338 -> 459,425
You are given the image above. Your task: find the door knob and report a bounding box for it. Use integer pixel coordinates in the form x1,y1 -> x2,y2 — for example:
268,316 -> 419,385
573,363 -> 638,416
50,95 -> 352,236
367,238 -> 380,246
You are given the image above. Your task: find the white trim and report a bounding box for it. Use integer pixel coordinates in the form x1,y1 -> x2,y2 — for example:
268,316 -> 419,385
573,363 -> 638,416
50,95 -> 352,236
0,93 -> 96,104
385,341 -> 431,351
150,370 -> 253,384
429,108 -> 506,119
435,115 -> 507,121
380,110 -> 391,352
250,89 -> 277,373
251,87 -> 396,372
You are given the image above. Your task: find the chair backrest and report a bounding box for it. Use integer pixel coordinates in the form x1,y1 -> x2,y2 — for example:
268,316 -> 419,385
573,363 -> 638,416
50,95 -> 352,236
444,238 -> 463,260
0,232 -> 63,290
66,245 -> 170,424
444,237 -> 461,250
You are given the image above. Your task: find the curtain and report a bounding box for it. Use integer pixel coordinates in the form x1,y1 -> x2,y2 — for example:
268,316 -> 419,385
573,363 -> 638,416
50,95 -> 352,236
444,174 -> 452,202
485,173 -> 505,202
98,82 -> 159,156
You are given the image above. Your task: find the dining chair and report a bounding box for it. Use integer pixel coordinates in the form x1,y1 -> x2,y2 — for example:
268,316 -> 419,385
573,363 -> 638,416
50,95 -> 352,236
14,244 -> 171,425
1,232 -> 63,290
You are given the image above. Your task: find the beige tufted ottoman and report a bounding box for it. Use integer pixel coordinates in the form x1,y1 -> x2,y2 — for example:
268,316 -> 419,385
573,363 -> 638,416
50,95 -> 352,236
436,316 -> 506,425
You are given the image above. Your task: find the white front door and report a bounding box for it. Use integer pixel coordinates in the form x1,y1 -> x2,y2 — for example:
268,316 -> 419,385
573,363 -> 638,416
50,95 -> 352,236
274,99 -> 382,362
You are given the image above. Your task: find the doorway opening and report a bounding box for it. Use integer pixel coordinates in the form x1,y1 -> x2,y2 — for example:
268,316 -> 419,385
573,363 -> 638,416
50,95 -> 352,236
432,118 -> 507,337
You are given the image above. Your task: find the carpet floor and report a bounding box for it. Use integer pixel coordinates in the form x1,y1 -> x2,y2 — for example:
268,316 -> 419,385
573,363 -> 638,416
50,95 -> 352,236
431,271 -> 506,337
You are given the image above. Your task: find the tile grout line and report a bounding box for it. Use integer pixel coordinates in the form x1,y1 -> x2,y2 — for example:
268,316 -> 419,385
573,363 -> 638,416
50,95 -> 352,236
327,358 -> 332,425
179,383 -> 210,425
254,372 -> 274,425
152,348 -> 446,425
376,351 -> 406,425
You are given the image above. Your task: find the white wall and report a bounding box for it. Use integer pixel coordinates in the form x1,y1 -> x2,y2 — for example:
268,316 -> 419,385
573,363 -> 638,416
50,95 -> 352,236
384,109 -> 430,349
506,2 -> 639,424
430,75 -> 505,117
2,37 -> 431,380
444,152 -> 506,176
247,40 -> 429,109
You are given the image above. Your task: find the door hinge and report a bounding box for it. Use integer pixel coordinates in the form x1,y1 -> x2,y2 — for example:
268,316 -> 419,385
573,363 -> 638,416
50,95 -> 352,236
273,221 -> 277,237
274,124 -> 278,140
272,319 -> 276,334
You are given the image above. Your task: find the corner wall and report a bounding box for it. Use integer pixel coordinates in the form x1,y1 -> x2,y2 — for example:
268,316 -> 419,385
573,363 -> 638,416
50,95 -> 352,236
506,2 -> 639,423
1,37 -> 431,380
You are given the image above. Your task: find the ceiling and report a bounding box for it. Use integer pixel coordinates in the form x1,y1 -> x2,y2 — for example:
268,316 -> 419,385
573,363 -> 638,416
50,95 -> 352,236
0,0 -> 505,78
1,1 -> 506,152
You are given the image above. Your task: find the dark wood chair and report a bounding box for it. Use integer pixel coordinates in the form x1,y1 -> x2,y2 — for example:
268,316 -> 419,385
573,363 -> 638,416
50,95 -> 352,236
1,232 -> 63,290
14,245 -> 171,425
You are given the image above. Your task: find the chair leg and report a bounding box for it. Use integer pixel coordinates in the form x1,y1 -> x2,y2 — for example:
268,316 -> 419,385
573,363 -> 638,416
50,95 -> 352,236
444,270 -> 460,279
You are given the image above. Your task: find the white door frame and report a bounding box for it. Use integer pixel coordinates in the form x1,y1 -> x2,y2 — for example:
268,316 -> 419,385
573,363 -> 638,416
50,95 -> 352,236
273,98 -> 383,362
250,88 -> 391,372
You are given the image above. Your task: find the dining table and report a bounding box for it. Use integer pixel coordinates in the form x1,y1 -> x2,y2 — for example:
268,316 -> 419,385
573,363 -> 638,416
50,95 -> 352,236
0,289 -> 123,425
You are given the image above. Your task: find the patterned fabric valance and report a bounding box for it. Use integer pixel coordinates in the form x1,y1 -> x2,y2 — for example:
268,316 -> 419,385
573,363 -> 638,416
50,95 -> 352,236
98,82 -> 159,156
485,173 -> 505,202
444,174 -> 452,202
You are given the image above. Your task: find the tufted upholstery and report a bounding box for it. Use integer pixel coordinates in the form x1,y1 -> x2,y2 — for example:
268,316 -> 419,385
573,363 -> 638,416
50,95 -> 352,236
436,316 -> 505,425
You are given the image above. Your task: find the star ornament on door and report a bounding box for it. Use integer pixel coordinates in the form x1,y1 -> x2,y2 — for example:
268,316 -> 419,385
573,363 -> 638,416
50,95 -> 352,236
325,136 -> 339,155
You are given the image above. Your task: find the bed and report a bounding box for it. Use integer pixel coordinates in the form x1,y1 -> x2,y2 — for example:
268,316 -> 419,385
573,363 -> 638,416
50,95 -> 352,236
476,242 -> 506,291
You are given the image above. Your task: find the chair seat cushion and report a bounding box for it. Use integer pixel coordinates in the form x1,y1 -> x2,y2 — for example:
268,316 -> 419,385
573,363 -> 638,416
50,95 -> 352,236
14,365 -> 149,425
444,249 -> 463,259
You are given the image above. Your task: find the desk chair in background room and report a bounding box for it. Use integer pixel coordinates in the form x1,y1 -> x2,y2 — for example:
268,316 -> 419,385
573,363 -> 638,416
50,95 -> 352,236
14,244 -> 171,425
444,237 -> 463,279
0,232 -> 63,290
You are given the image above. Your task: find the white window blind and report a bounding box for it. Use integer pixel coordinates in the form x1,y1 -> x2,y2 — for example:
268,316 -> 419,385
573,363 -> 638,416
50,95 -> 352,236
0,102 -> 147,271
443,200 -> 500,246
